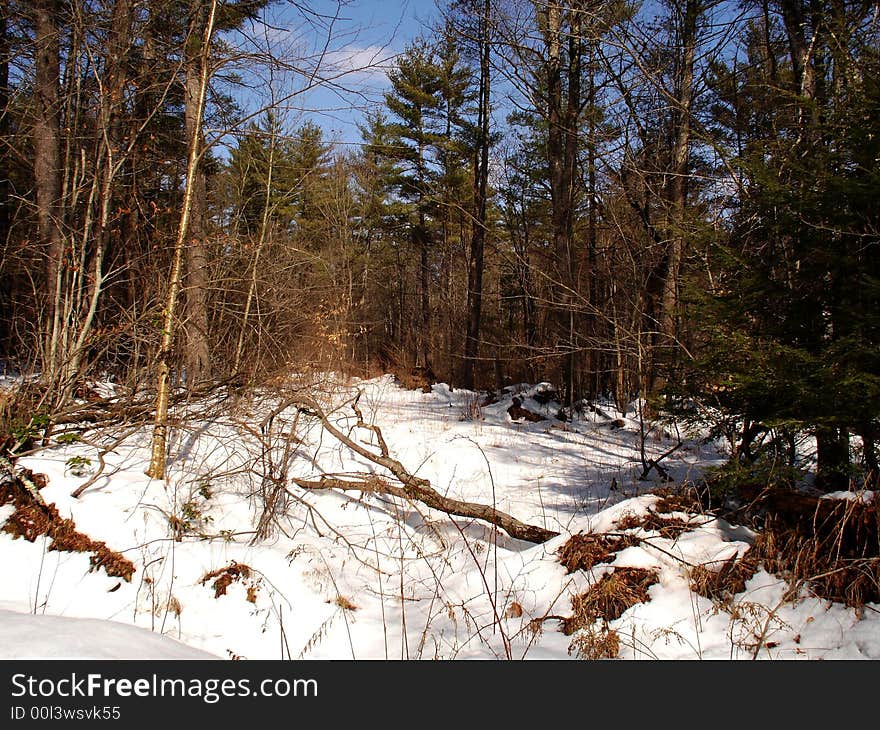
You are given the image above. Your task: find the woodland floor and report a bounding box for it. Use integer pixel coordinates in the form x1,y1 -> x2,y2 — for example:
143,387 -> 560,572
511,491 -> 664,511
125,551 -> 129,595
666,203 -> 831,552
1,374 -> 878,660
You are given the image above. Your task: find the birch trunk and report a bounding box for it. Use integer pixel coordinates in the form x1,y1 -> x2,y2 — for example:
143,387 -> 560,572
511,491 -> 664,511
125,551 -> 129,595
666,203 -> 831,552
146,0 -> 218,479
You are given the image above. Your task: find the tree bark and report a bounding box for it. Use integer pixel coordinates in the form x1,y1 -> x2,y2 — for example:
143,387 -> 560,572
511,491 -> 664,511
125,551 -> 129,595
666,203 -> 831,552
183,0 -> 212,385
60,0 -> 136,402
33,0 -> 64,377
0,0 -> 9,246
654,0 -> 699,393
541,3 -> 582,406
414,111 -> 431,372
292,474 -> 559,544
146,0 -> 218,479
290,393 -> 559,543
93,0 -> 134,284
462,0 -> 491,391
778,0 -> 815,100
586,38 -> 599,399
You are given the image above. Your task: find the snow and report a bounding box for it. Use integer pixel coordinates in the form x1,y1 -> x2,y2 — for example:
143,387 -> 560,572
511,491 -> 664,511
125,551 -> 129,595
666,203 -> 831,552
820,490 -> 875,504
1,374 -> 877,660
0,609 -> 216,659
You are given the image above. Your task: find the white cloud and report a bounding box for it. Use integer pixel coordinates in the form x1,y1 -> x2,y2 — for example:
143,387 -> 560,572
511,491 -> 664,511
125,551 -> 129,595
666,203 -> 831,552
322,45 -> 398,83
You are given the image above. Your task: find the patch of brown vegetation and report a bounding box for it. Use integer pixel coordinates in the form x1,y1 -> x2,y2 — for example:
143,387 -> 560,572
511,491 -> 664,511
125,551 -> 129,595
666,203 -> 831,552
0,385 -> 48,453
395,366 -> 436,393
200,561 -> 258,601
333,595 -> 358,611
568,625 -> 620,660
167,596 -> 183,617
737,487 -> 880,607
503,601 -> 523,618
651,486 -> 705,515
615,510 -> 693,539
558,533 -> 640,573
0,474 -> 135,581
689,551 -> 759,603
562,567 -> 658,635
507,397 -> 545,423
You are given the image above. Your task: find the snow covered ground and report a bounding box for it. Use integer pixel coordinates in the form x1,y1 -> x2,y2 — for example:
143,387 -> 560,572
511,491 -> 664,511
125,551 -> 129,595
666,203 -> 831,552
1,375 -> 877,659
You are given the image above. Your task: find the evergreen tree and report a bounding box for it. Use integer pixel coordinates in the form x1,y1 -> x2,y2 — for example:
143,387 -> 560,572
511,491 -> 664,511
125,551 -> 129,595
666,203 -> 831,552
696,3 -> 880,489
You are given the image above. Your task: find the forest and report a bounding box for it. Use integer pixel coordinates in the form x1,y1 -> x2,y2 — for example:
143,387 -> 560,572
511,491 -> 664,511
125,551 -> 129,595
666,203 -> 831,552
0,0 -> 878,661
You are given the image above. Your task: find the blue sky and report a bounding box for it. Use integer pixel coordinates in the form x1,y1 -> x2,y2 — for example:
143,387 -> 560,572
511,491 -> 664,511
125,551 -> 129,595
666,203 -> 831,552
220,0 -> 442,150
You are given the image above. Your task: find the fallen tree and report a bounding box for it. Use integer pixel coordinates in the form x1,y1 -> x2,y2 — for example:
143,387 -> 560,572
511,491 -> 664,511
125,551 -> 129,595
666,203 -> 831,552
288,392 -> 559,544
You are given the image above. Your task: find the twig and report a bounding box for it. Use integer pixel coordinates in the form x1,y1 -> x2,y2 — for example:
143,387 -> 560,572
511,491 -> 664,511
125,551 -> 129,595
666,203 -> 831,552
289,393 -> 559,544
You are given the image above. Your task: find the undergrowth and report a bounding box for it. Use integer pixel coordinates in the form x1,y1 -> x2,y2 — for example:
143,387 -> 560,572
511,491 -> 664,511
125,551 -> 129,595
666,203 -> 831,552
200,561 -> 260,603
0,471 -> 135,581
558,533 -> 640,573
563,568 -> 659,636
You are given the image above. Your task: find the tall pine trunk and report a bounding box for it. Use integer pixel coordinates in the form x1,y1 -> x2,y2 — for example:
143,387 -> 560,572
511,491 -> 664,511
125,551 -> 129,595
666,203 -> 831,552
183,0 -> 212,385
653,0 -> 699,394
462,0 -> 490,391
0,0 -> 8,248
33,0 -> 63,378
542,3 -> 581,407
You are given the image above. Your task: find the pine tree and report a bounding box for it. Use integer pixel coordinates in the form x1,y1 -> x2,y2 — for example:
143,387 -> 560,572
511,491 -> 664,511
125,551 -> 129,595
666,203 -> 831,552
696,2 -> 880,489
382,41 -> 444,371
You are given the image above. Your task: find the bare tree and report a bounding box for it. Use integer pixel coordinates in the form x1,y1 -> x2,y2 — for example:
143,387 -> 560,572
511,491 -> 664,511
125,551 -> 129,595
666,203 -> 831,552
147,0 -> 218,480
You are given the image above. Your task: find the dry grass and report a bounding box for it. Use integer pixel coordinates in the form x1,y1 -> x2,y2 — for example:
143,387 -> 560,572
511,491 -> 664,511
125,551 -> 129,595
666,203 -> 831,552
458,394 -> 484,422
558,533 -> 640,573
394,366 -> 436,393
733,487 -> 880,608
568,625 -> 620,660
200,561 -> 258,602
562,567 -> 658,635
615,510 -> 692,539
0,473 -> 135,581
651,486 -> 706,515
689,551 -> 759,603
333,595 -> 358,611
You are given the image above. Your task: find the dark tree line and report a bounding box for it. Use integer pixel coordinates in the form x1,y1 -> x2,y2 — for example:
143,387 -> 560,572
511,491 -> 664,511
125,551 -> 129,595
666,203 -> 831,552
0,0 -> 877,489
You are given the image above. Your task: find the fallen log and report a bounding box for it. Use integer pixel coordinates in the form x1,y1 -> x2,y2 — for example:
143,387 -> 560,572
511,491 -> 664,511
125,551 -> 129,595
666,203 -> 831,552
289,393 -> 559,544
291,475 -> 559,544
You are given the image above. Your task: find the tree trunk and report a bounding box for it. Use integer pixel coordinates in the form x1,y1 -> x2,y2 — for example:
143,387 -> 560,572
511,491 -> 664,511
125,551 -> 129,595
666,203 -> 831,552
563,8 -> 581,410
654,0 -> 699,393
94,0 -> 134,290
183,1 -> 212,385
416,125 -> 431,372
146,0 -> 218,480
462,0 -> 491,391
542,2 -> 581,405
417,217 -> 430,371
586,39 -> 599,400
33,0 -> 63,378
815,426 -> 850,492
59,0 -> 135,401
778,0 -> 815,100
0,0 -> 8,247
